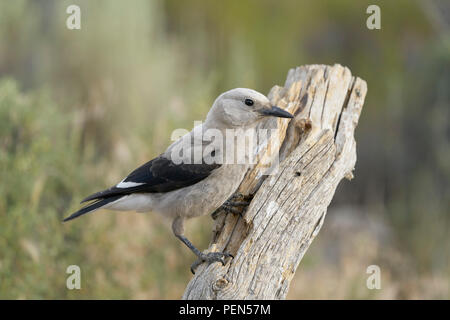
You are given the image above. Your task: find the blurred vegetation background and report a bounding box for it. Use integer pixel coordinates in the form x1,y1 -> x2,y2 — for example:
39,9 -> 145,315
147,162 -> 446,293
0,0 -> 448,299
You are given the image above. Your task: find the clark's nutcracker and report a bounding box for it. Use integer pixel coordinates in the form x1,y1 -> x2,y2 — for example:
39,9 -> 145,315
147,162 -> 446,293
64,88 -> 293,271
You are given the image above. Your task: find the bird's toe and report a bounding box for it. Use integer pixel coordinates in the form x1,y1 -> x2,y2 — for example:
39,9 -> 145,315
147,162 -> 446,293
190,252 -> 234,274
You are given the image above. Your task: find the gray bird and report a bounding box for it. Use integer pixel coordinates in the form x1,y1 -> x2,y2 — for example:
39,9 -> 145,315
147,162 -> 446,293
64,88 -> 293,272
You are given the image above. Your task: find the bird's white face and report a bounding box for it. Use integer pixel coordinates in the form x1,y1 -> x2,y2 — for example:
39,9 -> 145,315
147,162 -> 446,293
208,88 -> 293,128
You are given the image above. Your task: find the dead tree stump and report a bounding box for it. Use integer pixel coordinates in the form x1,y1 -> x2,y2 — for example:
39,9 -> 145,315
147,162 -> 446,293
183,64 -> 367,299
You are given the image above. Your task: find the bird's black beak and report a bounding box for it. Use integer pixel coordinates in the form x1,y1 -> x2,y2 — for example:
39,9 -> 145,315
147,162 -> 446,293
259,106 -> 294,119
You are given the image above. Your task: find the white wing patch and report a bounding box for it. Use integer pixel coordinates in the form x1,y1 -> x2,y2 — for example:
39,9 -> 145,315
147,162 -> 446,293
116,179 -> 145,188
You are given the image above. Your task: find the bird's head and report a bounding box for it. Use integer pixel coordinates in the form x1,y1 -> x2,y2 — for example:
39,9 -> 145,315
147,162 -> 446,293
206,88 -> 293,128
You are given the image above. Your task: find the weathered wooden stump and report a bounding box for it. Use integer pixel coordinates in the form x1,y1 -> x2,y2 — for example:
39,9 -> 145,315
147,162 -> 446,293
183,64 -> 367,299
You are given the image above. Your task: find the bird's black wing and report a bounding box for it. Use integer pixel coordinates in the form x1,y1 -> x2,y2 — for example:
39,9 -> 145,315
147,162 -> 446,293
80,156 -> 221,203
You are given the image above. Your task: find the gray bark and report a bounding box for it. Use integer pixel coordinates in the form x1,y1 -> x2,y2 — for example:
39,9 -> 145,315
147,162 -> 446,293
183,64 -> 367,300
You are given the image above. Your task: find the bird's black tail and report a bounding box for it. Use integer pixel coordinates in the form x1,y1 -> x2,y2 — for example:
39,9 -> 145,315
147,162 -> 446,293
63,195 -> 122,222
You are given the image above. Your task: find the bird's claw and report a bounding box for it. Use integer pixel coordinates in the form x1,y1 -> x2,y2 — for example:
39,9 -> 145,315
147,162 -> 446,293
190,252 -> 234,274
211,192 -> 253,220
229,192 -> 253,203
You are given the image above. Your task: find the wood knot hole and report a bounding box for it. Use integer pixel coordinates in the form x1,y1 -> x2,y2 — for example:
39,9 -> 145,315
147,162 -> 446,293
213,278 -> 229,292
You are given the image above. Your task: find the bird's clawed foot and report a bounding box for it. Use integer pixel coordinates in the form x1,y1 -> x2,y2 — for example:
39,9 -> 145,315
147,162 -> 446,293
190,251 -> 234,274
211,192 -> 253,220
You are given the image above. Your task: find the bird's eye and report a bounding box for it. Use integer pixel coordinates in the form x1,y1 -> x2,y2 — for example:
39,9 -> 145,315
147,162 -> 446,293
244,98 -> 254,106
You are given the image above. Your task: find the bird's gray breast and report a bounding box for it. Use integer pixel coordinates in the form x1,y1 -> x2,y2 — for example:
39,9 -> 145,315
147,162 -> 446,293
152,164 -> 249,219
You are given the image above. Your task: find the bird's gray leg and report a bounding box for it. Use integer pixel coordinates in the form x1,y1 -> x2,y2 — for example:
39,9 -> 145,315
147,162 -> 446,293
211,192 -> 253,220
172,216 -> 233,274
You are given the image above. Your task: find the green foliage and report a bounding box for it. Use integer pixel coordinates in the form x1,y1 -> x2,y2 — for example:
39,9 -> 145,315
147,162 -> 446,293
0,79 -> 81,298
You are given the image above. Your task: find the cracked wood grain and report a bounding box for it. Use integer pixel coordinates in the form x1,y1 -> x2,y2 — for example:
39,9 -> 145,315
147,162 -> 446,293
183,64 -> 367,300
